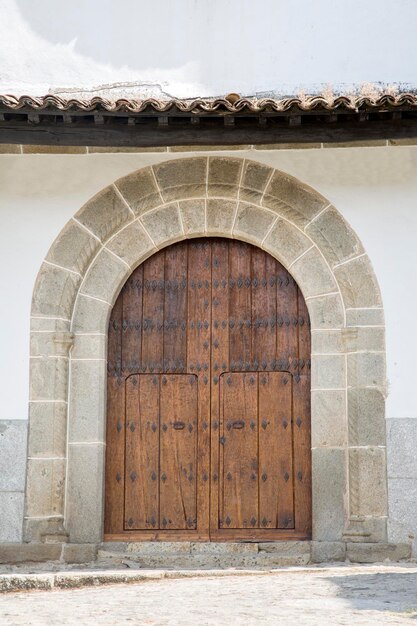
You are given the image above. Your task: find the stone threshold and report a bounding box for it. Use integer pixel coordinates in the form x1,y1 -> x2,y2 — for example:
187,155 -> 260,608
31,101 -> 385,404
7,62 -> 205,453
0,541 -> 411,570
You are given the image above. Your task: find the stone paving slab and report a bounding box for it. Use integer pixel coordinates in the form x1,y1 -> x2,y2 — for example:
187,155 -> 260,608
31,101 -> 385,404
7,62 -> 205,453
1,565 -> 417,624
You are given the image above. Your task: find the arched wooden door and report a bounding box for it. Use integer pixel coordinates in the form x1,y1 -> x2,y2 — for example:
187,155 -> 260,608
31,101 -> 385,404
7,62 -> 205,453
105,239 -> 311,541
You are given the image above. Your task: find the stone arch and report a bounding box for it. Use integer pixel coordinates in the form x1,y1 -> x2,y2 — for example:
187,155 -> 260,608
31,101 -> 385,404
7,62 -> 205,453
26,157 -> 387,551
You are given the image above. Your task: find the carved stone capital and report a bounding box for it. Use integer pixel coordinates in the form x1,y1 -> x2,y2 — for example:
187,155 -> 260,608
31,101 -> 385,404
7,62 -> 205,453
40,519 -> 69,544
24,516 -> 69,543
53,331 -> 74,356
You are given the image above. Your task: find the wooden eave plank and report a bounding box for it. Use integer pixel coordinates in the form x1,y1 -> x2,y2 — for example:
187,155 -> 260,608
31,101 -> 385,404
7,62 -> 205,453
0,113 -> 417,146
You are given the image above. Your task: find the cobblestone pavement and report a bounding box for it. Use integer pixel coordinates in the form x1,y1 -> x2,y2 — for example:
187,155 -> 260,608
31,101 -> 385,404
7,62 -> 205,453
1,566 -> 417,625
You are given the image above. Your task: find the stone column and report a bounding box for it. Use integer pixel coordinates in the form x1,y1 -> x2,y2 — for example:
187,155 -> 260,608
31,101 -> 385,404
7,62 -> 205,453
24,324 -> 74,543
342,317 -> 388,543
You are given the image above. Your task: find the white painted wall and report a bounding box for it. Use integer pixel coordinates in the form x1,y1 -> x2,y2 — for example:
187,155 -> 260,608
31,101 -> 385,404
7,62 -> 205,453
1,0 -> 417,97
0,147 -> 416,421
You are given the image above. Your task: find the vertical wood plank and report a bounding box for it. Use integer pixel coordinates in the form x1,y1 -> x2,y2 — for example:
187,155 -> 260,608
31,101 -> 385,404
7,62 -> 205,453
293,374 -> 312,535
124,375 -> 160,530
259,372 -> 295,529
297,287 -> 311,377
294,290 -> 312,534
187,241 -> 211,535
141,253 -> 165,372
121,266 -> 143,376
104,294 -> 124,533
251,249 -> 277,370
104,377 -> 125,533
107,292 -> 123,378
210,239 -> 229,533
276,263 -> 298,373
163,242 -> 187,373
220,373 -> 258,529
229,241 -> 252,370
159,374 -> 198,530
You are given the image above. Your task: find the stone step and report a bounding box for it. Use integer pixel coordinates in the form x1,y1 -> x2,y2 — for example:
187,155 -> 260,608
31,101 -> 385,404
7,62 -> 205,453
99,554 -> 311,569
97,541 -> 312,568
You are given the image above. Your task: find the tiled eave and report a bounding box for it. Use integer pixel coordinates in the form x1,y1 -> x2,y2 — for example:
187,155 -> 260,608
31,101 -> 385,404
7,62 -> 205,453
4,93 -> 417,113
1,93 -> 417,147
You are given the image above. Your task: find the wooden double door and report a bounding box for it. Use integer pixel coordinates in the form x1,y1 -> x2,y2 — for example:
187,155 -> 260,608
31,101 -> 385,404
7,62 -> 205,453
105,238 -> 311,541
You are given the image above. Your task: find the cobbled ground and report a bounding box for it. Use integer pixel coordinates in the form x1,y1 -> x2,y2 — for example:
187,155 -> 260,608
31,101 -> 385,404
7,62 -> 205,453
1,565 -> 417,625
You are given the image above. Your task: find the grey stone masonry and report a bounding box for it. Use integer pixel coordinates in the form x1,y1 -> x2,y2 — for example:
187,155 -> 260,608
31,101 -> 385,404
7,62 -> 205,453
0,420 -> 27,542
387,418 -> 417,557
0,540 -> 410,567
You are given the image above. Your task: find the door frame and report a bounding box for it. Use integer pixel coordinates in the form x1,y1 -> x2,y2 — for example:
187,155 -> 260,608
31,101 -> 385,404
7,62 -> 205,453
26,157 -> 387,547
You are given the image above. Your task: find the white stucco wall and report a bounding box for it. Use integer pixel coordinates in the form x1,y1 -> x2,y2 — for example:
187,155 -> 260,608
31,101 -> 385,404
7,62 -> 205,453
0,147 -> 416,422
1,146 -> 417,548
1,0 -> 417,97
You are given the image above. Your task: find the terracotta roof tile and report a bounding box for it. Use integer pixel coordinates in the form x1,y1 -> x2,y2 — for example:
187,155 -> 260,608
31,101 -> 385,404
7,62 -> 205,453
1,93 -> 417,113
